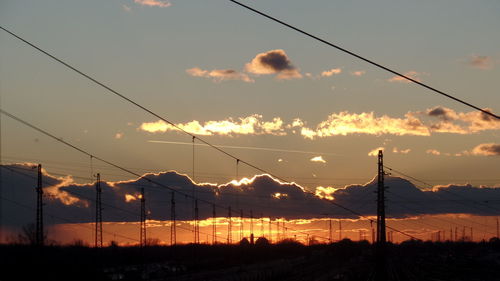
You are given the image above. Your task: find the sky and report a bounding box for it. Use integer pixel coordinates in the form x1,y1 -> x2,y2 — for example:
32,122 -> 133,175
0,0 -> 499,244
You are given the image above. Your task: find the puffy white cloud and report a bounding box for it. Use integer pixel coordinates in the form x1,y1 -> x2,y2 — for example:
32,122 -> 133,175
139,107 -> 499,138
300,112 -> 430,139
140,115 -> 285,136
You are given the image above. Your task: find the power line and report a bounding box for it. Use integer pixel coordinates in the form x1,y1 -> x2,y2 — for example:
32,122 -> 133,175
1,164 -> 230,242
0,25 -> 296,186
0,15 -> 493,242
2,162 -> 335,242
384,165 -> 500,213
0,109 -> 334,241
228,0 -> 499,120
386,190 -> 497,237
0,27 -> 369,239
0,195 -> 139,243
6,155 -> 500,184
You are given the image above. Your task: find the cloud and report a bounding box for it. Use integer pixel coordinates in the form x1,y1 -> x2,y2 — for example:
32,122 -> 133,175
139,107 -> 499,139
245,49 -> 302,80
471,143 -> 500,156
468,55 -> 494,70
351,70 -> 365,77
133,0 -> 171,8
321,68 -> 342,77
310,156 -> 326,163
388,71 -> 422,83
368,147 -> 384,157
331,177 -> 500,218
426,149 -> 441,156
140,115 -> 285,136
2,164 -> 500,229
425,143 -> 500,157
186,67 -> 254,83
300,111 -> 430,139
392,147 -> 411,154
424,106 -> 500,134
427,106 -> 458,121
315,186 -> 337,200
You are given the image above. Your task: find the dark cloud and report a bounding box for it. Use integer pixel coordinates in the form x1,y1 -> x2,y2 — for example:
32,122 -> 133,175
427,106 -> 456,121
472,143 -> 500,156
2,164 -> 499,228
258,51 -> 293,72
428,107 -> 446,117
245,49 -> 302,79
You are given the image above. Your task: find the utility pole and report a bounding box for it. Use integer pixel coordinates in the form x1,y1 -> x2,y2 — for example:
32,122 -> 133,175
250,210 -> 253,238
268,218 -> 272,243
250,210 -> 254,244
283,220 -> 286,240
239,209 -> 243,241
338,219 -> 342,241
227,207 -> 232,244
329,219 -> 332,244
170,192 -> 176,246
260,213 -> 264,238
375,150 -> 387,281
194,200 -> 199,244
212,204 -> 216,245
140,187 -> 146,247
372,227 -> 375,244
95,173 -> 103,248
497,218 -> 499,238
376,150 -> 387,244
36,164 -> 44,246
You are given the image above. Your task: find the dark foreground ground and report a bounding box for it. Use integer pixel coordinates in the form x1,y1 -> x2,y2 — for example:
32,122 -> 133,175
1,239 -> 500,281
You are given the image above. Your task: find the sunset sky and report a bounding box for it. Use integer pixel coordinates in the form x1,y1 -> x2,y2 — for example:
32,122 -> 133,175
0,0 -> 499,245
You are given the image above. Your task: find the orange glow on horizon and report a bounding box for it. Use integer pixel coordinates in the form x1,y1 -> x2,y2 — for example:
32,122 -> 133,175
41,214 -> 499,246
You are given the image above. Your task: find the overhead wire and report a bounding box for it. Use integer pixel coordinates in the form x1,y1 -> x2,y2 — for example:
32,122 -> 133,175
228,0 -> 499,120
0,165 -> 229,242
386,189 -> 497,237
0,196 -> 139,243
0,25 -> 418,240
384,165 -> 500,213
1,110 -> 335,241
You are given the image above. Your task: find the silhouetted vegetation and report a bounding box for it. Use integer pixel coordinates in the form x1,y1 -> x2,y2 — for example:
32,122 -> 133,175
1,239 -> 499,281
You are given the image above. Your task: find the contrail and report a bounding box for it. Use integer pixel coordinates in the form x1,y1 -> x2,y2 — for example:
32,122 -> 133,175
148,140 -> 339,156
